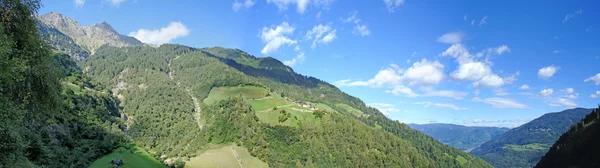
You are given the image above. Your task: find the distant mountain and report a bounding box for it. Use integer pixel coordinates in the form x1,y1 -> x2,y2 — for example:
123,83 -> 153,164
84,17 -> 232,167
470,108 -> 593,168
37,12 -> 142,57
409,123 -> 509,151
535,106 -> 600,168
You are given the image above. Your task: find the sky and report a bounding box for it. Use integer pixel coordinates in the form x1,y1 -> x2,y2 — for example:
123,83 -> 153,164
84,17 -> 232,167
40,0 -> 600,128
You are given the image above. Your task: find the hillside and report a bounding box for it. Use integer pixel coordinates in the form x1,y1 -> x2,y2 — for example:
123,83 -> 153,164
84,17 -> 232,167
409,123 -> 509,151
535,106 -> 600,168
470,108 -> 593,168
82,44 -> 492,167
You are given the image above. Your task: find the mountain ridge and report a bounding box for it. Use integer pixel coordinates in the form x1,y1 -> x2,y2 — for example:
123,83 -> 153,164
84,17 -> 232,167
470,107 -> 593,168
409,123 -> 509,151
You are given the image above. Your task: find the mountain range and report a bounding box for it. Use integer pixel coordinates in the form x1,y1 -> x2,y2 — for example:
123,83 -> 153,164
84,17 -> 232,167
409,123 -> 509,151
470,108 -> 593,168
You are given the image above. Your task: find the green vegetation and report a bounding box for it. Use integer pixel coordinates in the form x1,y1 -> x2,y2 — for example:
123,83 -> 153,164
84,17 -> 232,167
409,123 -> 509,151
535,106 -> 600,168
471,108 -> 593,168
502,143 -> 548,152
335,103 -> 364,116
89,145 -> 166,168
0,2 -> 125,167
185,145 -> 268,168
203,86 -> 268,104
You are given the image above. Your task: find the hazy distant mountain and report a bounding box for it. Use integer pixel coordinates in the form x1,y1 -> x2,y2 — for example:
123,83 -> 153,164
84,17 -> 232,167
37,12 -> 142,56
470,108 -> 593,168
409,123 -> 509,151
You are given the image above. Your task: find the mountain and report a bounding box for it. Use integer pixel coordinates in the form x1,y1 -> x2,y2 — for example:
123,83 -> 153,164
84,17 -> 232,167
409,123 -> 509,151
37,12 -> 142,56
535,106 -> 600,168
2,6 -> 492,167
470,108 -> 593,168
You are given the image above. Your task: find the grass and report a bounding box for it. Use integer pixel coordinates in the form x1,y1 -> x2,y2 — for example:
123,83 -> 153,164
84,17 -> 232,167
185,145 -> 267,168
442,153 -> 468,166
502,143 -> 549,152
203,86 -> 268,104
248,96 -> 290,111
335,103 -> 363,116
62,82 -> 83,95
88,146 -> 166,168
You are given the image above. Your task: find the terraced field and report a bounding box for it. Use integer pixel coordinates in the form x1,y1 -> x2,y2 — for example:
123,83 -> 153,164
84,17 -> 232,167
89,146 -> 166,168
185,145 -> 267,168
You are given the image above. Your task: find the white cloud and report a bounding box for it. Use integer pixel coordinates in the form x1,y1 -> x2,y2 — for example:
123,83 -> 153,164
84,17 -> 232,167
402,59 -> 445,86
441,44 -> 516,88
306,24 -> 337,49
563,9 -> 583,23
479,16 -> 488,26
383,0 -> 405,13
565,88 -> 574,94
387,85 -> 419,97
369,103 -> 401,115
267,0 -> 333,13
413,102 -> 467,110
316,11 -> 321,19
75,0 -> 85,7
259,22 -> 297,55
471,19 -> 475,26
549,98 -> 577,107
538,65 -> 560,79
129,22 -> 190,45
343,11 -> 370,36
283,52 -> 305,67
472,97 -> 528,109
294,45 -> 301,51
590,91 -> 600,98
232,0 -> 256,11
540,88 -> 554,96
107,0 -> 126,6
437,32 -> 464,44
519,84 -> 530,90
421,89 -> 468,99
584,73 -> 600,85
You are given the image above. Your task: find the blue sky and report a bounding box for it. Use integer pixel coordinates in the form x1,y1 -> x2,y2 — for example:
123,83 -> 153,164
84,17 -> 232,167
41,0 -> 600,128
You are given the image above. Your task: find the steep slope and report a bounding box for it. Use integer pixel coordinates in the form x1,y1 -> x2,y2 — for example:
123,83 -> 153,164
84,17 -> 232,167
83,45 -> 492,167
37,20 -> 90,60
409,123 -> 509,151
471,108 -> 593,168
38,12 -> 142,55
535,106 -> 600,168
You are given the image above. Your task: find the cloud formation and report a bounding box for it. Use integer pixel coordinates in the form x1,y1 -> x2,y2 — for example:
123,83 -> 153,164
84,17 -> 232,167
342,11 -> 370,36
538,65 -> 559,79
267,0 -> 333,13
129,22 -> 190,45
591,91 -> 600,98
437,32 -> 464,44
368,103 -> 401,115
259,22 -> 297,55
283,51 -> 305,67
519,84 -> 530,90
383,0 -> 405,13
75,0 -> 85,7
306,24 -> 337,49
540,88 -> 554,96
440,43 -> 516,88
563,9 -> 583,23
232,0 -> 256,11
584,73 -> 600,85
472,97 -> 528,108
107,0 -> 126,6
413,102 -> 467,110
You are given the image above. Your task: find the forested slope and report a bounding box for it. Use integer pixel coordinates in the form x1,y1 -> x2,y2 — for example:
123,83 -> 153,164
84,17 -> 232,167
83,44 -> 491,167
409,123 -> 509,151
535,106 -> 600,168
1,2 -> 125,167
470,108 -> 592,168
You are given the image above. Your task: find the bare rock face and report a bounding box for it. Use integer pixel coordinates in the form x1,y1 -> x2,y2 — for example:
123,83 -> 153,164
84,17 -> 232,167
38,12 -> 143,54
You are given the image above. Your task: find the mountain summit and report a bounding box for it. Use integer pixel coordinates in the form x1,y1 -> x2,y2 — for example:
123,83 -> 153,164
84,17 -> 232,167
38,12 -> 142,55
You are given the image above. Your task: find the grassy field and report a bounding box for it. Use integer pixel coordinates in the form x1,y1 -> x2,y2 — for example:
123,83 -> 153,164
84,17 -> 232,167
88,146 -> 166,168
185,145 -> 267,168
62,82 -> 84,95
248,96 -> 290,111
203,86 -> 268,104
502,143 -> 549,152
335,103 -> 363,116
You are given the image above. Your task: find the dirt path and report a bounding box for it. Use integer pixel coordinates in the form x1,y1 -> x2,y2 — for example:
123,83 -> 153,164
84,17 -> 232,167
252,96 -> 273,100
230,145 -> 245,168
186,89 -> 203,130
